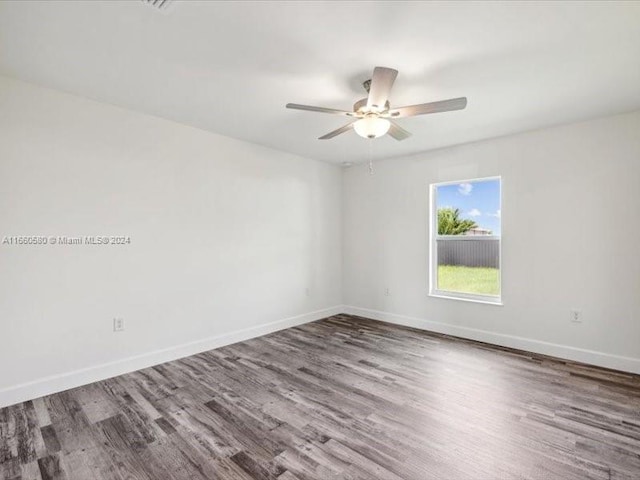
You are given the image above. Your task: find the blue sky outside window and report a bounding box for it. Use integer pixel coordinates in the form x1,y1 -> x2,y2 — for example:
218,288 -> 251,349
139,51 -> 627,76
436,179 -> 501,235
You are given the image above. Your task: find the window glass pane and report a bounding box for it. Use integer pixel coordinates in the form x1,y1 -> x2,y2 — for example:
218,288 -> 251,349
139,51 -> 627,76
434,178 -> 501,297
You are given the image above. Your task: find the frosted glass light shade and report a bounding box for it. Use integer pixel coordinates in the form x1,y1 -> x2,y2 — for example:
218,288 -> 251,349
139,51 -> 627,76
354,116 -> 390,139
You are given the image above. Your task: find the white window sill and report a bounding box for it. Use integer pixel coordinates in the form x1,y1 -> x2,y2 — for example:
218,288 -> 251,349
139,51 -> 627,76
429,291 -> 503,306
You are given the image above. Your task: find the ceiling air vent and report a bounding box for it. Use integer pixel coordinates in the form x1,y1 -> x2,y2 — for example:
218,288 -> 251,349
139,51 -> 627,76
141,0 -> 175,13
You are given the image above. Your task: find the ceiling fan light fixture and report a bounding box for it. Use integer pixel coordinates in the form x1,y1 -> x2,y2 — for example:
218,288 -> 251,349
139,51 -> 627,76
286,66 -> 467,142
354,116 -> 390,139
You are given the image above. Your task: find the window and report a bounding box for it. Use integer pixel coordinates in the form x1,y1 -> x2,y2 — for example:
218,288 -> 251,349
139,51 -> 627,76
429,177 -> 502,304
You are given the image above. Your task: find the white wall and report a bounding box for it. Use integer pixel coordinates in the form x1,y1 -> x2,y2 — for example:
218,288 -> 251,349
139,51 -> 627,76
343,111 -> 640,373
0,76 -> 342,407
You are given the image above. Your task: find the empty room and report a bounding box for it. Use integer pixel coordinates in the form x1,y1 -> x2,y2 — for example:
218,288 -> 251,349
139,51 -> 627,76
1,1 -> 639,479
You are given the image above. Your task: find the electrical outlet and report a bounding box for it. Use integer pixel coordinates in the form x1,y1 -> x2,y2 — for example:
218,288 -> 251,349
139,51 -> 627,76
305,287 -> 310,297
113,317 -> 125,332
570,309 -> 582,323
385,287 -> 391,297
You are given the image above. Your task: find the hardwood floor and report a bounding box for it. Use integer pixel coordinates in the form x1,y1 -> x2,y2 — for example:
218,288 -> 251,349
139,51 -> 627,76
1,314 -> 639,480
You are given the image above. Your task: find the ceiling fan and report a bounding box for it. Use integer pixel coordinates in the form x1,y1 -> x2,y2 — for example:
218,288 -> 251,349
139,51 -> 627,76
286,66 -> 467,141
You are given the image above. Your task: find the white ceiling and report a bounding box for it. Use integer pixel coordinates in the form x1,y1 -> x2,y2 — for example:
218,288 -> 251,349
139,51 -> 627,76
1,1 -> 639,164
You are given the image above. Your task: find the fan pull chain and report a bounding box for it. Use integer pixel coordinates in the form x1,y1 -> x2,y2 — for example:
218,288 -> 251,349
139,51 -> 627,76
368,138 -> 374,175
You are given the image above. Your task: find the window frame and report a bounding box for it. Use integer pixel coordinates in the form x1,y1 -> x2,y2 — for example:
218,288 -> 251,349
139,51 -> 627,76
428,176 -> 503,306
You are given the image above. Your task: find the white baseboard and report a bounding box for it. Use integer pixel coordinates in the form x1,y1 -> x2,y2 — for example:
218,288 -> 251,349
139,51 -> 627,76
344,305 -> 640,375
3,304 -> 637,409
0,305 -> 343,409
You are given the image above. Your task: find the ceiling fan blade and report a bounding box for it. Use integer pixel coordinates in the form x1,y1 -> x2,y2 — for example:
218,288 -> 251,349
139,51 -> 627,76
390,97 -> 467,118
286,103 -> 354,116
366,67 -> 398,110
388,122 -> 412,141
318,122 -> 356,140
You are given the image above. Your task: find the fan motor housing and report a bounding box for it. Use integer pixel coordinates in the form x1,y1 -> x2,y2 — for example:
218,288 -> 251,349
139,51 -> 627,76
353,98 -> 390,114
